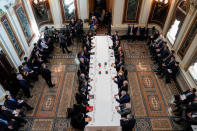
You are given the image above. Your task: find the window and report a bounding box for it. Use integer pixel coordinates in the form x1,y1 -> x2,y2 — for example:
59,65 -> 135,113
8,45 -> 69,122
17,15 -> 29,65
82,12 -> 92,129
167,19 -> 180,44
167,0 -> 188,45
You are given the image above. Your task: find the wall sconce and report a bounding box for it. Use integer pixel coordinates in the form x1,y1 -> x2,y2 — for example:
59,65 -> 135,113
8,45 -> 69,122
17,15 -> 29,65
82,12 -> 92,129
155,0 -> 168,4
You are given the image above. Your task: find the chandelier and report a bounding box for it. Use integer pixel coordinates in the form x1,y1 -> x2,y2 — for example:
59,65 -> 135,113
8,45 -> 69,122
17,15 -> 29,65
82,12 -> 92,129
33,0 -> 46,5
155,0 -> 169,4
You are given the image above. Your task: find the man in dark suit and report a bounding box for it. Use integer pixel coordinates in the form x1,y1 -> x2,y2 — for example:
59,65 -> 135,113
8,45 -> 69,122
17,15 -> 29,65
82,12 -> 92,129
173,109 -> 197,130
165,61 -> 180,83
113,72 -> 126,88
135,25 -> 141,41
41,64 -> 55,88
173,97 -> 197,116
114,91 -> 130,104
111,31 -> 118,43
79,58 -> 89,75
115,57 -> 124,72
110,40 -> 120,53
174,88 -> 196,105
4,95 -> 33,111
121,115 -> 136,131
156,56 -> 176,75
127,25 -> 135,42
16,74 -> 32,98
0,105 -> 27,124
119,80 -> 129,95
58,32 -> 71,54
0,114 -> 19,131
69,18 -> 76,36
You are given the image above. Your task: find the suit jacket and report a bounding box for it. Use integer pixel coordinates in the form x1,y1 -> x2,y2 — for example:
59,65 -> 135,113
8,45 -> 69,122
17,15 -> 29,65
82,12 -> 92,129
171,65 -> 179,75
41,68 -> 51,79
112,34 -> 118,42
119,85 -> 128,93
127,26 -> 134,36
121,116 -> 136,129
112,44 -> 120,52
115,75 -> 126,88
188,111 -> 197,125
116,93 -> 130,104
166,60 -> 175,69
187,102 -> 197,112
69,21 -> 76,28
161,49 -> 170,59
4,97 -> 19,110
183,90 -> 196,103
118,103 -> 131,116
80,62 -> 88,74
18,79 -> 29,89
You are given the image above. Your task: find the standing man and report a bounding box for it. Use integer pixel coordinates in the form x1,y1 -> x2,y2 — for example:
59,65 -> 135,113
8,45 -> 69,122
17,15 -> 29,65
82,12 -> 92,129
16,74 -> 32,98
90,16 -> 98,33
41,63 -> 55,88
58,32 -> 71,54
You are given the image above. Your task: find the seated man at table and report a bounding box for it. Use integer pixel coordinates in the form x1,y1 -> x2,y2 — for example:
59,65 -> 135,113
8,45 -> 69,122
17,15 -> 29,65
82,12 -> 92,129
115,47 -> 122,60
78,73 -> 89,87
113,72 -> 126,88
114,90 -> 130,104
114,57 -> 124,72
78,51 -> 89,64
70,111 -> 92,129
115,103 -> 131,117
83,46 -> 91,60
79,58 -> 89,75
76,88 -> 89,105
119,80 -> 129,95
121,115 -> 136,131
110,40 -> 120,53
111,31 -> 118,43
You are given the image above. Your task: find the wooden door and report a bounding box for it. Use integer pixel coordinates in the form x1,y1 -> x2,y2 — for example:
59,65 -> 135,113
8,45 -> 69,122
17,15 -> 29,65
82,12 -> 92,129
106,0 -> 113,11
89,0 -> 95,15
0,51 -> 15,88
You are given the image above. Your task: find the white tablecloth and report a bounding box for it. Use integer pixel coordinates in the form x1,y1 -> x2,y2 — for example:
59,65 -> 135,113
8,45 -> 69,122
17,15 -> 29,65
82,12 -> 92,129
85,36 -> 121,130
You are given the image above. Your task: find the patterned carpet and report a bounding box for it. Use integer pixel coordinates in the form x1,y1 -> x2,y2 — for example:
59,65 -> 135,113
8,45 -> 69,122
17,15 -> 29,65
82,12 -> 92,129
20,40 -> 183,131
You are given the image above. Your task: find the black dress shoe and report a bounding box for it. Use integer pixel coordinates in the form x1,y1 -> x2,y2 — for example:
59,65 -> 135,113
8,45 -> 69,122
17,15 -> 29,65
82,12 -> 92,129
156,72 -> 161,75
27,95 -> 33,98
49,84 -> 55,88
173,118 -> 182,125
27,107 -> 34,111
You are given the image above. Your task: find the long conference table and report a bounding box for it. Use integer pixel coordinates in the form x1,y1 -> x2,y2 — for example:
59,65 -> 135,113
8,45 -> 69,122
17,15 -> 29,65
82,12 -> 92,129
85,36 -> 121,131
